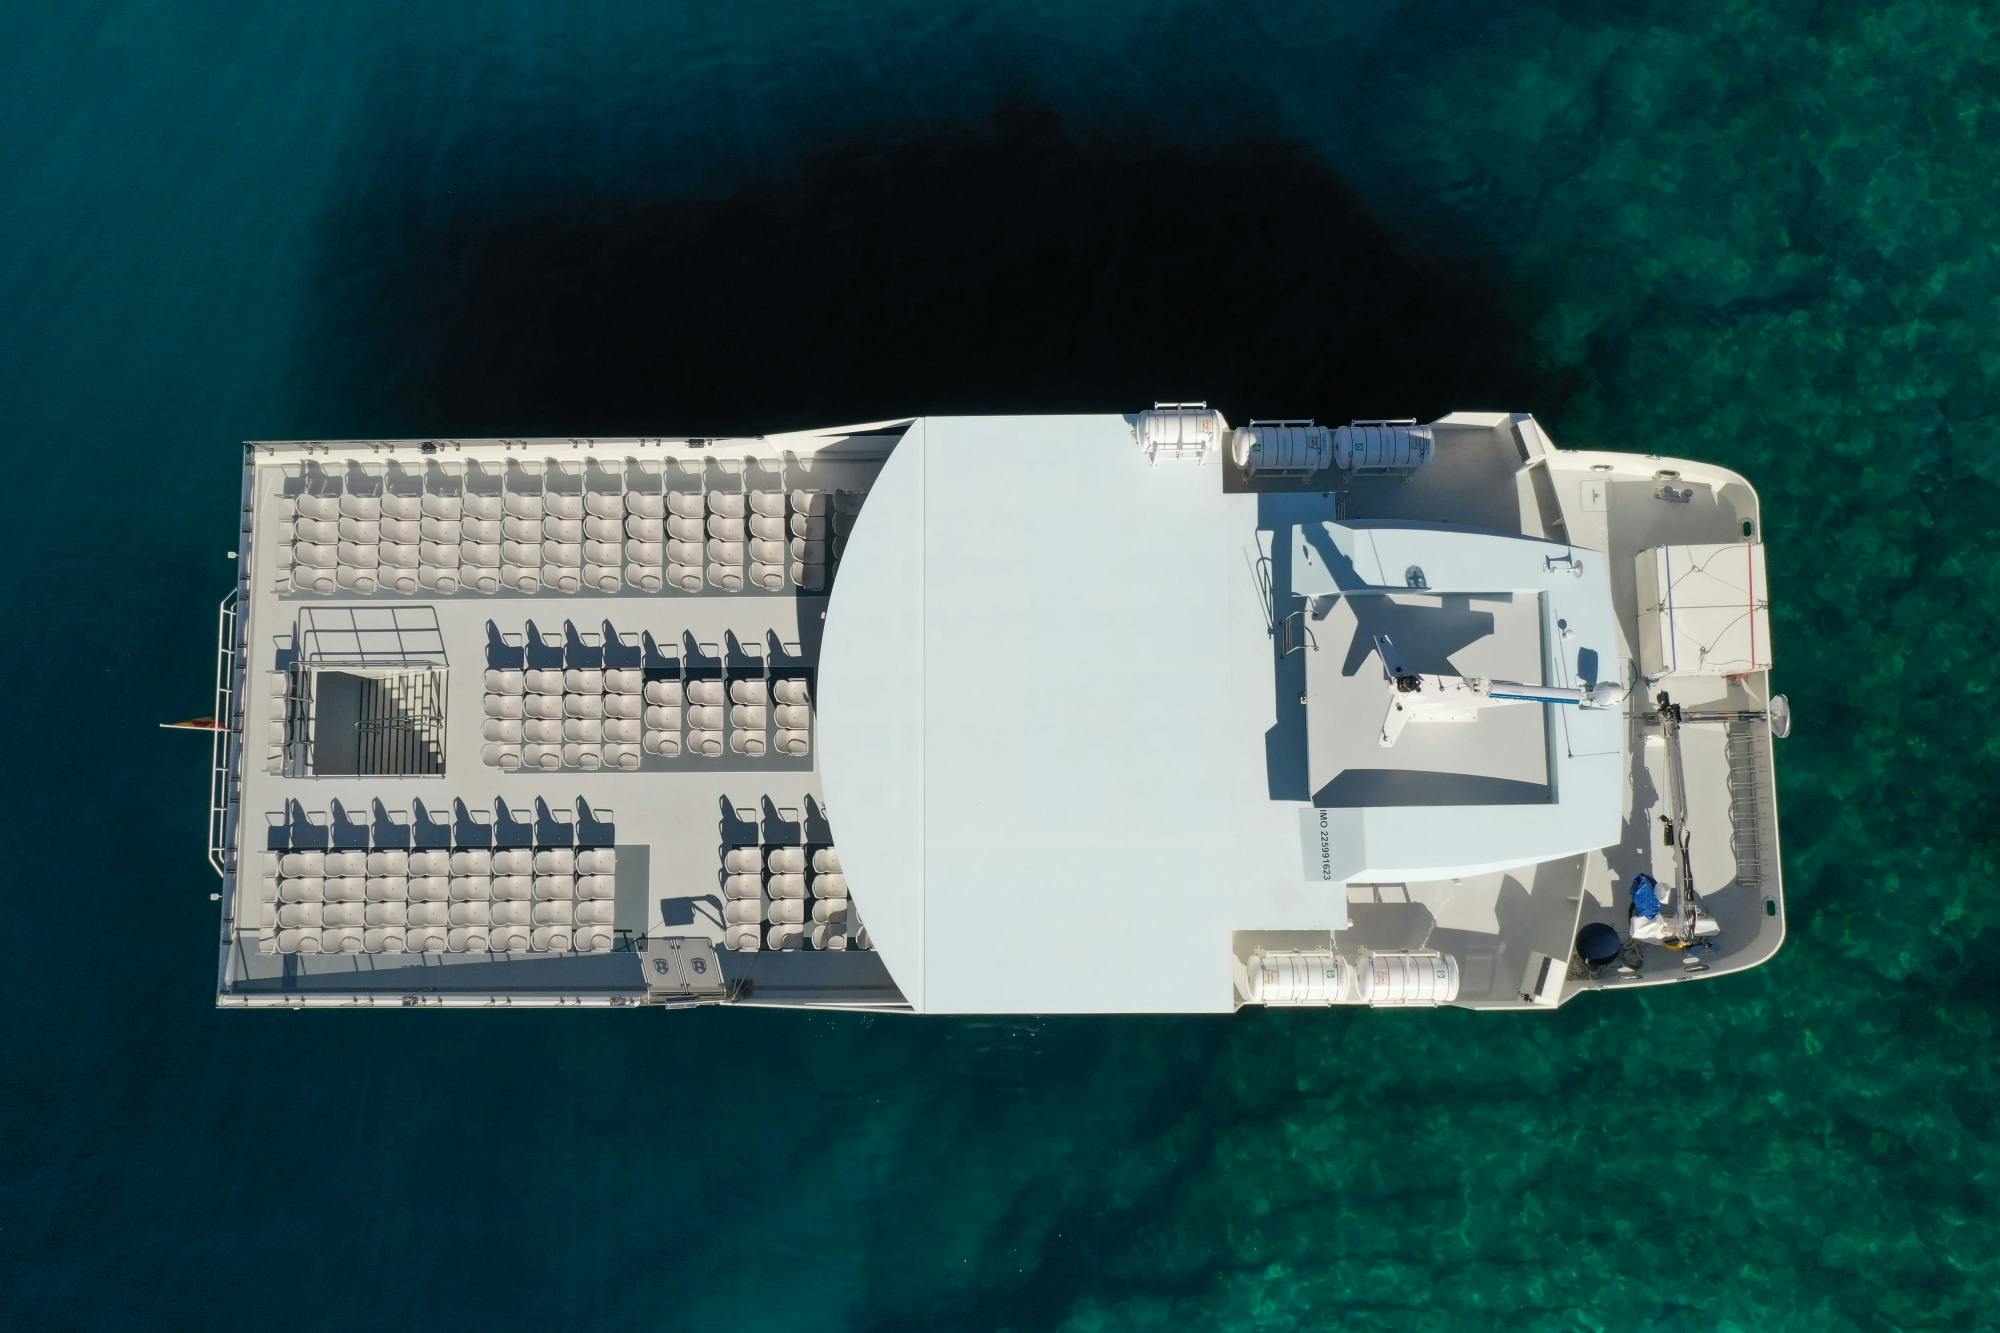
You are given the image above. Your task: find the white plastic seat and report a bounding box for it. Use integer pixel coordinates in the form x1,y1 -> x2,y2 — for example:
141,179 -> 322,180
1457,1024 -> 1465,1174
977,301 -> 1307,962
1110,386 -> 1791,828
748,489 -> 787,518
492,848 -> 534,875
482,742 -> 521,769
523,668 -> 565,693
524,693 -> 564,719
790,490 -> 828,516
812,899 -> 850,924
380,516 -> 423,543
811,847 -> 842,874
790,513 -> 829,540
337,539 -> 380,566
266,720 -> 288,749
707,492 -> 747,519
340,495 -> 383,521
575,898 -> 616,924
561,668 -> 602,693
749,563 -> 785,590
666,538 -> 704,566
522,742 -> 562,769
728,679 -> 769,705
462,515 -> 503,542
749,512 -> 786,542
603,742 -> 642,769
334,565 -> 380,593
543,493 -> 584,520
381,568 -> 420,594
603,717 -> 643,743
379,541 -> 421,568
566,744 -> 603,770
323,926 -> 366,953
421,495 -> 463,520
489,900 -> 531,925
853,927 -> 872,951
667,563 -> 704,592
626,492 -> 666,519
584,539 -> 622,565
773,678 -> 811,707
563,717 -> 604,743
564,693 -> 604,719
294,569 -> 336,594
707,538 -> 746,564
532,926 -> 574,952
279,850 -> 324,876
765,922 -> 806,951
408,875 -> 451,902
324,850 -> 368,875
322,905 -> 365,930
448,901 -> 491,927
483,693 -> 524,721
406,925 -> 450,952
418,539 -> 460,565
774,703 -> 813,729
493,925 -> 535,951
600,668 -> 642,694
688,729 -> 724,756
722,847 -> 762,874
365,850 -> 409,876
295,541 -> 337,568
643,680 -> 681,705
730,731 -> 767,756
687,704 -> 725,730
788,561 -> 825,591
448,875 -> 493,901
501,540 -> 542,567
642,731 -> 681,757
666,514 -> 705,543
277,902 -> 322,929
541,565 -> 583,593
461,493 -> 504,520
767,874 -> 807,900
767,847 -> 806,874
407,900 -> 449,926
723,873 -> 763,900
749,538 -> 786,566
666,492 -> 706,519
811,924 -> 849,950
686,679 -> 724,706
296,517 -> 341,544
730,703 -> 768,729
812,872 -> 849,898
626,539 -> 666,566
775,728 -> 812,756
365,901 -> 409,926
279,876 -> 325,904
584,492 -> 625,519
723,899 -> 762,926
576,847 -> 616,875
790,538 -> 828,563
364,926 -> 408,953
449,848 -> 492,875
534,848 -> 575,875
533,874 -> 576,901
296,494 -> 340,520
503,493 -> 543,520
409,849 -> 451,875
537,518 -> 579,546
491,874 -> 534,900
585,564 -> 625,592
573,925 -> 614,953
461,541 -> 501,568
625,515 -> 665,541
275,928 -> 316,953
448,926 -> 492,953
484,669 -> 525,695
260,873 -> 281,905
575,875 -> 617,902
523,718 -> 562,744
707,515 -> 746,541
500,513 -> 538,542
724,924 -> 762,952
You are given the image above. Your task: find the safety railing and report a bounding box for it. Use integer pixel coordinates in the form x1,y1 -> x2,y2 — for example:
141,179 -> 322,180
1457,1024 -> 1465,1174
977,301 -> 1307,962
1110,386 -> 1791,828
208,591 -> 241,877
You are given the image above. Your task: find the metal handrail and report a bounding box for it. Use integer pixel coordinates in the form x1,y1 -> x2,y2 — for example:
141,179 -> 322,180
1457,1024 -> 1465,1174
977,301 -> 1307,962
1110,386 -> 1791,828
208,591 -> 241,877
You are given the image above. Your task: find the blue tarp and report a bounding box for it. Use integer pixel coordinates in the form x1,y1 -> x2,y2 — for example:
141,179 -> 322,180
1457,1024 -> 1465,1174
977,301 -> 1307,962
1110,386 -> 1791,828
1631,873 -> 1662,919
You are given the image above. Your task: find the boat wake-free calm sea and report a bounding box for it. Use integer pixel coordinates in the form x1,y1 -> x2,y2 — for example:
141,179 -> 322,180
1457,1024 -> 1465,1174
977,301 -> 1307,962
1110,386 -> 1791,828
203,407 -> 1786,1012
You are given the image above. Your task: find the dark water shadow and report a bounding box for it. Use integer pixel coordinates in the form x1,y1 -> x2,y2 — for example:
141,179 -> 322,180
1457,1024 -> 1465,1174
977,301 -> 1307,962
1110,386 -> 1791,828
304,104 -> 1564,437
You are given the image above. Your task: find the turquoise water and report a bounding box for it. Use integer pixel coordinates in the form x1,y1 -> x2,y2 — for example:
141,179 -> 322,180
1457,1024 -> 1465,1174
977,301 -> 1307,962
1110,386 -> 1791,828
3,1 -> 1996,1328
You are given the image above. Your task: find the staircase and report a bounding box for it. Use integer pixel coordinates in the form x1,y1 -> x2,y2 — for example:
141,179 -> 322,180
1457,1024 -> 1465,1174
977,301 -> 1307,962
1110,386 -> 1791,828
353,670 -> 447,776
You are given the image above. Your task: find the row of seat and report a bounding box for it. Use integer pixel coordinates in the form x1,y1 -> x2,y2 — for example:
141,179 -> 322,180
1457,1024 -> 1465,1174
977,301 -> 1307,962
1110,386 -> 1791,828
273,486 -> 864,596
255,846 -> 617,954
264,670 -> 293,774
481,668 -> 812,766
720,844 -> 863,952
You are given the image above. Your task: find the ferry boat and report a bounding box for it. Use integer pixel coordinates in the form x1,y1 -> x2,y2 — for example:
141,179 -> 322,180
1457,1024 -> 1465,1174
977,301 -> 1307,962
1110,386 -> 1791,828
204,407 -> 1785,1011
